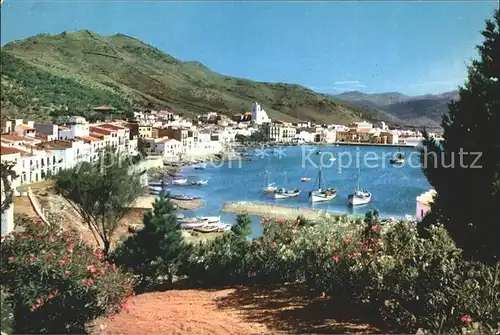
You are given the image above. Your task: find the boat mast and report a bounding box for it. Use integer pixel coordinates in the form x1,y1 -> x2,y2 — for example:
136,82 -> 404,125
284,172 -> 287,189
356,165 -> 360,191
318,167 -> 322,190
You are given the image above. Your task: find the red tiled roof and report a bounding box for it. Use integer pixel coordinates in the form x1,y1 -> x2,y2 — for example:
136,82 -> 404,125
159,138 -> 176,143
17,125 -> 35,130
89,132 -> 105,139
98,123 -> 124,131
37,140 -> 73,150
80,136 -> 102,143
0,146 -> 23,156
90,127 -> 112,135
0,133 -> 27,142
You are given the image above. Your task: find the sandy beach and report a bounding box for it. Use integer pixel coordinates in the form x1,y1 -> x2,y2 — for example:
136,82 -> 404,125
222,201 -> 351,221
131,195 -> 204,210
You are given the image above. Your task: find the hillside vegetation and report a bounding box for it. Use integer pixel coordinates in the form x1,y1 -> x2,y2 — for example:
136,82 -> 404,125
1,30 -> 395,124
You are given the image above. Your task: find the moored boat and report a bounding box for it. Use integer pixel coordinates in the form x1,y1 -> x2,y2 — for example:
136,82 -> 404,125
194,163 -> 207,170
310,167 -> 337,203
348,166 -> 372,206
274,188 -> 301,199
172,178 -> 188,185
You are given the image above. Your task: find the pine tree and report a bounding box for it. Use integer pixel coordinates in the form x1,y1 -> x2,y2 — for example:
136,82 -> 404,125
421,10 -> 500,264
111,196 -> 191,290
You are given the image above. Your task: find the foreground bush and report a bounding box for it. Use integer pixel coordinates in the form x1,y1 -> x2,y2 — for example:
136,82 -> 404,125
1,286 -> 13,335
183,212 -> 500,334
182,214 -> 252,285
0,219 -> 134,333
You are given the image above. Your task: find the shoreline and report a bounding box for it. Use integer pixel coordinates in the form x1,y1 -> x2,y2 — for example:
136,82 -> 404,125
222,201 -> 356,222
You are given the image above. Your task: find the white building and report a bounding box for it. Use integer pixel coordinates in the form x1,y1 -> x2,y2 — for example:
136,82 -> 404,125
251,102 -> 271,125
295,131 -> 314,143
59,124 -> 90,140
154,138 -> 182,158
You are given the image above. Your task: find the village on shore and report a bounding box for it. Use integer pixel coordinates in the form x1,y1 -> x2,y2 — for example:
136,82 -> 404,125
0,101 -> 439,236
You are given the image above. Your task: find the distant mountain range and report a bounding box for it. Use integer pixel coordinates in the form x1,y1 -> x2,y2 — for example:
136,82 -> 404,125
334,90 -> 460,129
0,30 -> 459,129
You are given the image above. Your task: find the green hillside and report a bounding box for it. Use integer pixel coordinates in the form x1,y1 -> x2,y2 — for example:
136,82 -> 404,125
1,30 -> 398,124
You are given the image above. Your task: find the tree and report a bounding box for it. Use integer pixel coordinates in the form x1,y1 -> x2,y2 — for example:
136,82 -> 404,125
53,152 -> 144,254
111,196 -> 191,290
420,10 -> 500,264
0,161 -> 18,215
137,137 -> 148,158
231,214 -> 252,238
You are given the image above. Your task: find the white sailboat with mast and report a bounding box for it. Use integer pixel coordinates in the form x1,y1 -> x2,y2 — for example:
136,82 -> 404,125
263,156 -> 277,193
348,166 -> 372,206
274,172 -> 301,199
310,167 -> 337,203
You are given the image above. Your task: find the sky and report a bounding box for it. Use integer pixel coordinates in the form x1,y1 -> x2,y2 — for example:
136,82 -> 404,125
1,1 -> 498,96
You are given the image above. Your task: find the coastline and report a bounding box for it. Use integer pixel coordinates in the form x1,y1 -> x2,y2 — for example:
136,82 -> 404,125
222,201 -> 355,222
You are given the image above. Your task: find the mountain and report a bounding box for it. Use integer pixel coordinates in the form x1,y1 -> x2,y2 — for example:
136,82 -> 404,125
334,90 -> 460,129
0,30 -> 396,125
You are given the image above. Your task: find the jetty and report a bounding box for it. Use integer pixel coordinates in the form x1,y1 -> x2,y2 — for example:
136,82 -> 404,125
222,201 -> 349,221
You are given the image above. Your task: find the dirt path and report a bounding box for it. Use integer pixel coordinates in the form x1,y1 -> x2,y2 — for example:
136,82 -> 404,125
92,285 -> 385,335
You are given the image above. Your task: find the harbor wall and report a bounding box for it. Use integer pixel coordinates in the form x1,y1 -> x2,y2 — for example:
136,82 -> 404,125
222,201 -> 351,221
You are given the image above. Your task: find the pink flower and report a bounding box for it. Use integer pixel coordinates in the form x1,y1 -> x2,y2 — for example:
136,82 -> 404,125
8,256 -> 15,263
272,242 -> 277,247
120,302 -> 130,313
87,264 -> 96,273
460,315 -> 473,323
332,255 -> 340,262
82,278 -> 94,287
111,264 -> 117,270
66,246 -> 73,254
30,254 -> 37,261
59,258 -> 68,265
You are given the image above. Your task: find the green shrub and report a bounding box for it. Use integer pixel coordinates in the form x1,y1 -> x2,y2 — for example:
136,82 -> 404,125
0,219 -> 134,333
111,196 -> 192,290
1,286 -> 14,335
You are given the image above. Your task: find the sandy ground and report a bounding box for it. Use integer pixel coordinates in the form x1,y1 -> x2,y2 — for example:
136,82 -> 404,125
132,195 -> 203,211
91,285 -> 385,335
223,201 -> 350,221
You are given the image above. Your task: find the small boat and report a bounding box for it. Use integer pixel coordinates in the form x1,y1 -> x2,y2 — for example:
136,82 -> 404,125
390,152 -> 406,165
310,167 -> 337,203
194,163 -> 207,170
263,158 -> 277,193
193,180 -> 208,186
329,154 -> 336,161
348,166 -> 372,206
170,195 -> 200,201
172,178 -> 188,185
274,188 -> 301,199
193,224 -> 220,233
301,178 -> 311,182
149,186 -> 164,192
181,221 -> 207,229
316,150 -> 322,155
216,224 -> 232,232
175,214 -> 185,220
179,217 -> 208,224
199,216 -> 220,223
149,180 -> 167,187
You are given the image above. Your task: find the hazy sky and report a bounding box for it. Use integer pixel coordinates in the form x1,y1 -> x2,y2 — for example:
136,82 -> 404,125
1,1 -> 498,96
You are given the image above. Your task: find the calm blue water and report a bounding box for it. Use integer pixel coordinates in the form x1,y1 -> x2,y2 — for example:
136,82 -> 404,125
168,145 -> 431,238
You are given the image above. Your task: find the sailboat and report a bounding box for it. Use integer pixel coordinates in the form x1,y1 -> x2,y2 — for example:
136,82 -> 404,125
329,153 -> 336,161
390,149 -> 406,165
348,166 -> 371,206
274,172 -> 301,199
310,167 -> 337,203
263,156 -> 277,193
